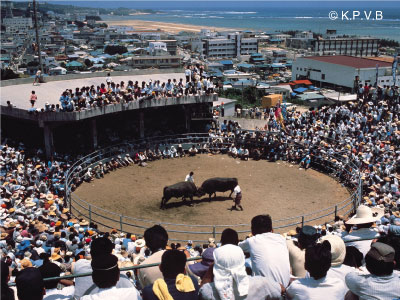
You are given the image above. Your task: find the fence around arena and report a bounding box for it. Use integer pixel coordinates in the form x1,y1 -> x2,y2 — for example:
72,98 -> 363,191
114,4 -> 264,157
65,132 -> 363,243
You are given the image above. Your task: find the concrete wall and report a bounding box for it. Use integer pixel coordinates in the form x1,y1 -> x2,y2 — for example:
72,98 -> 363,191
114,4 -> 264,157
1,94 -> 217,123
0,68 -> 184,87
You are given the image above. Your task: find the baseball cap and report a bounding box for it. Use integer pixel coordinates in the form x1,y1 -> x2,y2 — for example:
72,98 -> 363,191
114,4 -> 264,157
366,242 -> 395,263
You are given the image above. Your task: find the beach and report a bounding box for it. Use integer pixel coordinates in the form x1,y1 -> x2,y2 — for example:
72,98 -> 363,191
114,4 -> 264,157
103,19 -> 237,33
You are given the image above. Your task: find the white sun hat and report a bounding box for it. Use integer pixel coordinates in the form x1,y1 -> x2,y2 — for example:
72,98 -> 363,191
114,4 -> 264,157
345,205 -> 384,225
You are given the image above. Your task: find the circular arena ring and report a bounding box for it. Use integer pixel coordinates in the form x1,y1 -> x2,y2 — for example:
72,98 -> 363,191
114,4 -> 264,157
66,132 -> 362,242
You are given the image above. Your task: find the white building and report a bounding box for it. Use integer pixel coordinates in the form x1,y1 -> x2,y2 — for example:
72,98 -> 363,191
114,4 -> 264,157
3,17 -> 33,33
192,32 -> 258,58
148,42 -> 168,56
292,55 -> 398,90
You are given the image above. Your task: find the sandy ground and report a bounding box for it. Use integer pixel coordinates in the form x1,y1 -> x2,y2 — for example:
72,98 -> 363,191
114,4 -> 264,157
73,155 -> 350,241
103,20 -> 236,33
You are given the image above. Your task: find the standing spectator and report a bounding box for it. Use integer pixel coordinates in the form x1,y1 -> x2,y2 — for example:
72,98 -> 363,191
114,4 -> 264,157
199,244 -> 282,300
185,66 -> 191,83
286,242 -> 346,300
30,91 -> 38,108
238,215 -> 290,287
143,250 -> 199,300
185,172 -> 194,183
345,242 -> 400,300
138,225 -> 168,288
16,267 -> 45,300
106,73 -> 112,86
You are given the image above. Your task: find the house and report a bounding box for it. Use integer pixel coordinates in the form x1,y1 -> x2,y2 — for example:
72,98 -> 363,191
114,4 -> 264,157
218,60 -> 234,71
49,66 -> 67,75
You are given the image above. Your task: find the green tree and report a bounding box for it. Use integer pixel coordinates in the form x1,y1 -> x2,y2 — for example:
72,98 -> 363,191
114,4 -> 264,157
104,45 -> 128,55
84,58 -> 93,67
1,68 -> 20,80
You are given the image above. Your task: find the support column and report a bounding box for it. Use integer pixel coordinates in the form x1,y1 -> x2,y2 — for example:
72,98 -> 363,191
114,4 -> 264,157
43,124 -> 54,159
139,111 -> 145,138
90,119 -> 98,150
184,107 -> 191,133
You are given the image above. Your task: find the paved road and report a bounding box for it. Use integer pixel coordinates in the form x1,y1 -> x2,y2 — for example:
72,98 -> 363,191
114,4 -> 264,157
1,73 -> 185,110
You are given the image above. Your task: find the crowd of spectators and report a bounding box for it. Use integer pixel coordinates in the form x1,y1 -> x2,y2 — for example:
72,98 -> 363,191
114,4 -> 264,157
2,84 -> 400,299
23,65 -> 216,113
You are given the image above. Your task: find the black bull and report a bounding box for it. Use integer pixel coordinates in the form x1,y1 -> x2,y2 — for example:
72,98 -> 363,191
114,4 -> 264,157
160,178 -> 239,209
160,182 -> 199,209
198,177 -> 238,200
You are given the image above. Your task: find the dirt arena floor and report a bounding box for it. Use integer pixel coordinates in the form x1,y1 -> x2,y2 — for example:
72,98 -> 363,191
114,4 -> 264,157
74,155 -> 350,240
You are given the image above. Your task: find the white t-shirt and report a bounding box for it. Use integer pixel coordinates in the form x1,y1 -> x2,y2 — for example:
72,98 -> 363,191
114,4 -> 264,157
239,232 -> 290,287
286,276 -> 346,300
80,286 -> 141,300
185,174 -> 194,183
341,228 -> 380,259
72,259 -> 134,298
44,286 -> 75,300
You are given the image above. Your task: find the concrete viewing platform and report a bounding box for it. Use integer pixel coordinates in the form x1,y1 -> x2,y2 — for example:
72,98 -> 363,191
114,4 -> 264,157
1,70 -> 217,158
1,71 -> 186,110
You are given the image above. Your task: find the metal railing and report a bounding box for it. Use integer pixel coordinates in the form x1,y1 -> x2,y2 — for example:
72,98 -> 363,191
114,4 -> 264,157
65,133 -> 362,243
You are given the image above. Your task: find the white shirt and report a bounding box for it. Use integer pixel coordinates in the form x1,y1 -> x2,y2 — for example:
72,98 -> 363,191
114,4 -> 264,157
80,286 -> 141,300
233,185 -> 241,197
345,271 -> 400,300
287,276 -> 346,300
72,259 -> 134,298
185,174 -> 194,183
44,286 -> 75,300
341,228 -> 380,259
239,232 -> 290,286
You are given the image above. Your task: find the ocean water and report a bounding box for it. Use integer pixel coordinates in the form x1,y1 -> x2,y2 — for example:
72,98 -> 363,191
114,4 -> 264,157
52,1 -> 400,41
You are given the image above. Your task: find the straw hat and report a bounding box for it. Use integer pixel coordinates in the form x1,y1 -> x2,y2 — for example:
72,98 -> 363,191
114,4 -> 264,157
79,220 -> 89,226
50,252 -> 61,261
24,200 -> 36,207
62,208 -> 69,213
134,239 -> 145,248
1,233 -> 8,240
346,205 -> 384,225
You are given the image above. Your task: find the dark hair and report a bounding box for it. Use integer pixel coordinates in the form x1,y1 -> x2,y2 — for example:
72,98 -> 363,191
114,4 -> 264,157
343,246 -> 363,268
91,237 -> 114,258
160,250 -> 187,279
305,241 -> 332,280
377,234 -> 400,271
1,260 -> 13,300
91,254 -> 119,288
39,262 -> 61,289
190,171 -> 194,176
144,225 -> 168,252
16,268 -> 45,300
221,228 -> 239,246
251,215 -> 272,235
365,254 -> 394,276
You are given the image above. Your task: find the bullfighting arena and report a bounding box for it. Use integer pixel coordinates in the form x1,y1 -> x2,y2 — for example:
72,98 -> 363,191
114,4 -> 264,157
74,154 -> 350,238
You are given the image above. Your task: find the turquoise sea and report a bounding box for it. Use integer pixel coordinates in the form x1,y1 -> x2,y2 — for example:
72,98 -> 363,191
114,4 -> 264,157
53,1 -> 400,41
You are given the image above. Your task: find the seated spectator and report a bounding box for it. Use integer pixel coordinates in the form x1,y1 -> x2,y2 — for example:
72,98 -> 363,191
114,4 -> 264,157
39,256 -> 75,299
220,228 -> 239,246
342,205 -> 381,259
199,244 -> 281,300
81,253 -> 140,300
1,260 -> 15,300
16,267 -> 45,300
345,242 -> 400,300
239,214 -> 290,287
72,237 -> 135,299
286,241 -> 346,300
138,225 -> 168,288
286,225 -> 319,278
188,247 -> 215,280
188,145 -> 198,157
320,235 -> 355,281
143,250 -> 199,300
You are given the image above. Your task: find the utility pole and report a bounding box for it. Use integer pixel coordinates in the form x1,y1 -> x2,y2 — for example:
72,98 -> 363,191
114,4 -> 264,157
33,0 -> 44,78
